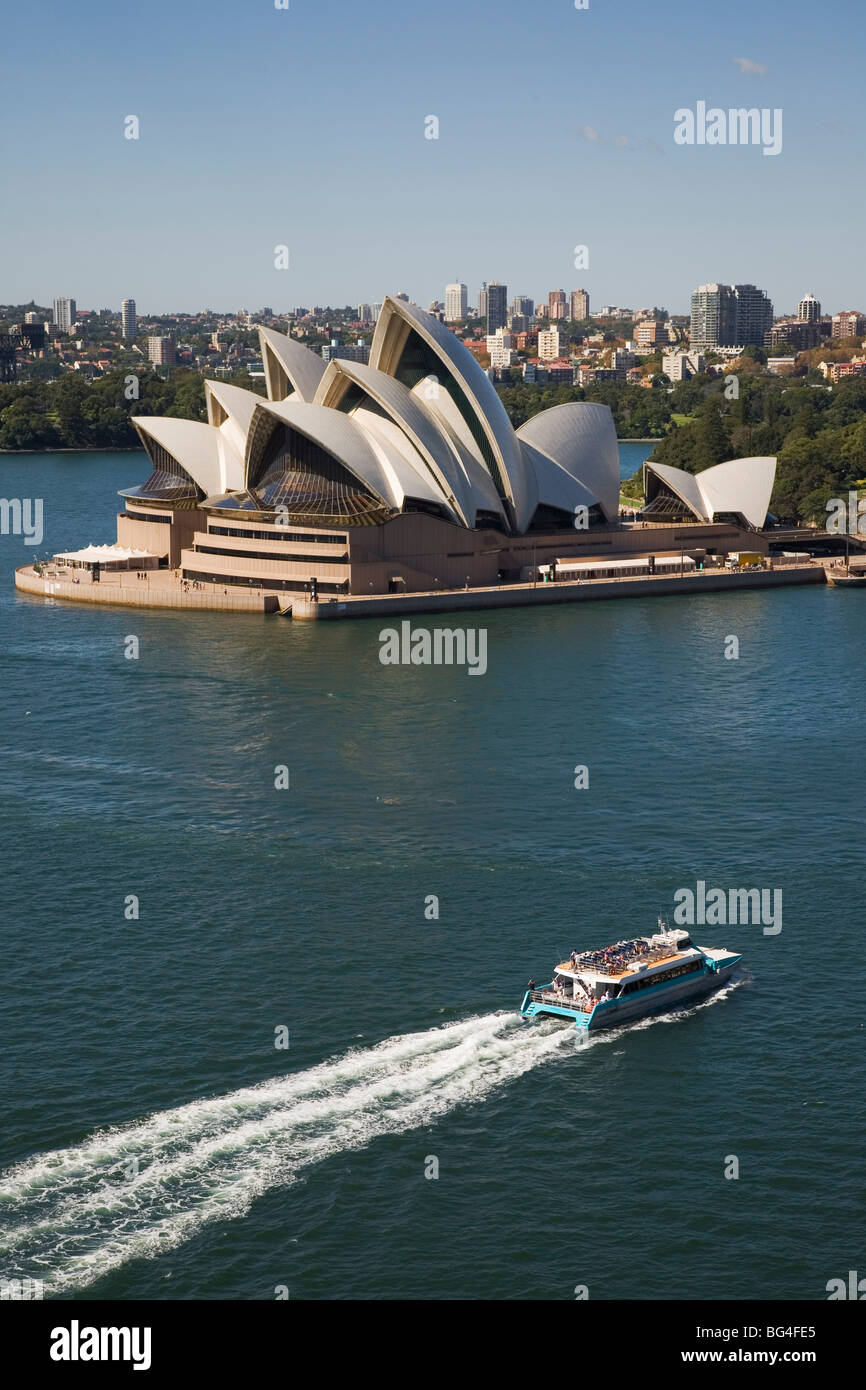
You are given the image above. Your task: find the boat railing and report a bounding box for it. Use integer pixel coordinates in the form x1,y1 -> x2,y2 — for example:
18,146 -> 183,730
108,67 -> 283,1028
566,944 -> 678,974
531,989 -> 593,1011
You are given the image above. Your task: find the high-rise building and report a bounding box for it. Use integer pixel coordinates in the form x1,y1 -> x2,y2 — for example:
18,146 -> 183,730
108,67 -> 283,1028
487,281 -> 507,333
24,311 -> 40,325
548,290 -> 567,321
689,285 -> 736,349
735,284 -> 774,348
690,283 -> 772,349
53,297 -> 76,330
121,298 -> 137,342
832,310 -> 865,339
148,334 -> 176,366
477,283 -> 488,321
511,295 -> 534,319
537,327 -> 561,361
370,302 -> 383,322
358,303 -> 373,322
797,292 -> 821,322
570,289 -> 590,321
445,282 -> 468,322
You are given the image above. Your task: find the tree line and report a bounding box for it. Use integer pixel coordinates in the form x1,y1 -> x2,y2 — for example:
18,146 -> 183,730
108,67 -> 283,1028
627,372 -> 866,522
3,365 -> 865,523
0,369 -> 264,452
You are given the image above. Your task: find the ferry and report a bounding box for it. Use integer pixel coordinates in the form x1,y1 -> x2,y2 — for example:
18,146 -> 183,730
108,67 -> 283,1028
520,921 -> 741,1031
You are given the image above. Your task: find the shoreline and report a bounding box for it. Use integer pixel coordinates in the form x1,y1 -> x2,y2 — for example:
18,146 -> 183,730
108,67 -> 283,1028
0,447 -> 143,455
14,562 -> 825,619
1,439 -> 664,457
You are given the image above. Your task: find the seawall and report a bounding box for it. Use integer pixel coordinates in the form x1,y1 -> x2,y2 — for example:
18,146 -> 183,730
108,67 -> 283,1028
295,564 -> 824,621
14,567 -> 278,613
15,562 -> 825,620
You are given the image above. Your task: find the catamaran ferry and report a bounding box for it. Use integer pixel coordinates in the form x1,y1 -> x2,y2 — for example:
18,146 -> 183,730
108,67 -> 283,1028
520,922 -> 741,1031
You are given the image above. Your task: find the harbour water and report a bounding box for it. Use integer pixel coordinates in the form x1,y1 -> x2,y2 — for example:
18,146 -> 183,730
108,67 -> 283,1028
0,450 -> 863,1300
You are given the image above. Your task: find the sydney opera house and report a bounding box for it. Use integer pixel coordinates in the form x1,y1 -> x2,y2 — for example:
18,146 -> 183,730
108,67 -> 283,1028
107,295 -> 775,602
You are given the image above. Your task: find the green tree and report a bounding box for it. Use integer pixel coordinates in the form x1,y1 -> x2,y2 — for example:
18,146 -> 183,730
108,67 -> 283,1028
692,401 -> 730,471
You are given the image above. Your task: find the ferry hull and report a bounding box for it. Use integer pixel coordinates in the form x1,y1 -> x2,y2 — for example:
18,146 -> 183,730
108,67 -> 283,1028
521,955 -> 741,1031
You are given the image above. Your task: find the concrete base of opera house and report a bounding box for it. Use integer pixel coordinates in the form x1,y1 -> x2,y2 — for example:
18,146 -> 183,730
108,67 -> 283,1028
296,563 -> 824,618
15,560 -> 825,618
14,566 -> 279,613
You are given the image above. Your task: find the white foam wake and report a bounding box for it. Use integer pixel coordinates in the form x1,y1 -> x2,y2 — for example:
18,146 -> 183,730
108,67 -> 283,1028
0,1013 -> 572,1294
0,985 -> 742,1296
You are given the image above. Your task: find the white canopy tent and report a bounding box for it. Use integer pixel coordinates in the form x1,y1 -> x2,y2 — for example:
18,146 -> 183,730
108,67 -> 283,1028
54,544 -> 161,570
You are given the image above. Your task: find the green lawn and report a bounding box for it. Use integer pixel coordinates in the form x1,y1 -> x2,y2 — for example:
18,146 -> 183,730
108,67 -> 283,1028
671,412 -> 696,427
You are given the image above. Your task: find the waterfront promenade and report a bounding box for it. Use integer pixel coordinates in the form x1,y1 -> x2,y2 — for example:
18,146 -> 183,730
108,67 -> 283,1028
15,559 -> 826,620
14,565 -> 278,612
296,562 -> 823,619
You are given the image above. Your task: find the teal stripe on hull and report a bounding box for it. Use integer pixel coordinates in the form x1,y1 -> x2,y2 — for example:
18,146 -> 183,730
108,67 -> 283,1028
520,957 -> 740,1031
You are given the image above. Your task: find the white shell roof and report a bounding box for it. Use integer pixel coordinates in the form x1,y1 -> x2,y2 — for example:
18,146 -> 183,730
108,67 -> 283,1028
315,358 -> 506,528
517,403 -> 620,521
258,327 -> 326,402
370,296 -> 532,529
694,457 -> 777,529
244,399 -> 396,510
520,440 -> 604,520
643,460 -> 706,518
205,381 -> 262,483
205,380 -> 261,437
132,416 -> 243,497
350,408 -> 460,520
125,303 -> 641,539
644,457 -> 777,529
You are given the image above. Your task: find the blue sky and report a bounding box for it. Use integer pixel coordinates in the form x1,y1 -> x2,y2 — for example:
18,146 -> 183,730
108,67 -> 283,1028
2,0 -> 863,316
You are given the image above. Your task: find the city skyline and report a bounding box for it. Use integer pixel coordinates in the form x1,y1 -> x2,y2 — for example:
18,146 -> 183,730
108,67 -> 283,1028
2,0 -> 864,313
16,277 -> 865,329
